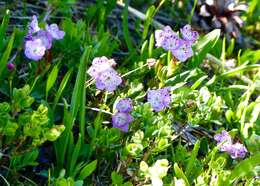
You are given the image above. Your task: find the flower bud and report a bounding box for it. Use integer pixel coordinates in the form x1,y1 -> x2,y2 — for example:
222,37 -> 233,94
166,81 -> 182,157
7,63 -> 15,71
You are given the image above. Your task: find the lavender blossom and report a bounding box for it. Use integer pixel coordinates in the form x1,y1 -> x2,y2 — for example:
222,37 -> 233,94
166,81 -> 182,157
95,68 -> 122,92
147,87 -> 171,112
112,112 -> 134,132
180,24 -> 199,44
214,130 -> 233,152
24,39 -> 46,61
116,98 -> 133,113
214,130 -> 232,143
28,15 -> 40,34
155,26 -> 181,50
227,142 -> 247,159
171,40 -> 194,62
46,24 -> 65,40
36,30 -> 53,49
214,130 -> 247,158
155,25 -> 199,62
87,57 -> 115,79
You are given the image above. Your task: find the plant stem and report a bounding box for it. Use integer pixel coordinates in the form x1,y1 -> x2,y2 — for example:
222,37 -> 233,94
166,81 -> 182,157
121,63 -> 148,77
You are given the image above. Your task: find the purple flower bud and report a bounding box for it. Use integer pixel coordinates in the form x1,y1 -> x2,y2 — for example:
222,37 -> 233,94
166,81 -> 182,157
112,112 -> 134,132
147,58 -> 156,69
46,24 -> 65,40
116,98 -> 133,113
147,87 -> 171,112
227,142 -> 247,159
180,24 -> 199,44
36,30 -> 53,49
28,15 -> 40,34
171,40 -> 193,62
7,63 -> 15,71
24,39 -> 46,61
95,68 -> 122,92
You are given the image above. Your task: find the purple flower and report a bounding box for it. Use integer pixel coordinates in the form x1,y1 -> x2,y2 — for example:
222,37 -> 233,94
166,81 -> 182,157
24,39 -> 46,61
147,87 -> 171,112
180,24 -> 199,44
155,30 -> 164,47
116,98 -> 133,113
227,142 -> 247,159
155,25 -> 199,62
214,130 -> 247,158
214,130 -> 232,143
36,30 -> 53,49
214,130 -> 233,152
161,34 -> 182,51
7,63 -> 15,71
112,112 -> 134,132
28,15 -> 40,34
171,40 -> 193,62
155,26 -> 181,50
87,57 -> 114,79
46,24 -> 65,40
95,68 -> 122,92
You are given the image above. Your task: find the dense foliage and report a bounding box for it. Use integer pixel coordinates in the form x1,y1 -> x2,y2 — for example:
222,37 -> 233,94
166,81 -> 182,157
0,0 -> 259,185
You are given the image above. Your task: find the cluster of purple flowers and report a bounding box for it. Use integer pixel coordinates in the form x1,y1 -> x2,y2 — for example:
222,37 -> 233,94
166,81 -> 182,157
112,98 -> 134,132
214,130 -> 247,159
155,25 -> 199,62
87,57 -> 122,92
147,87 -> 171,112
24,15 -> 65,61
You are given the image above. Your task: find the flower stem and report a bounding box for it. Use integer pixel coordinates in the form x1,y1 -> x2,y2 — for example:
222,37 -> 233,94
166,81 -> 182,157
121,63 -> 148,77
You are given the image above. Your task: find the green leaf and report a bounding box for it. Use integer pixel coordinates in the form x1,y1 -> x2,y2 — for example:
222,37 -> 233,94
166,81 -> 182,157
220,64 -> 260,78
53,69 -> 73,110
249,101 -> 260,124
142,6 -> 156,40
192,29 -> 220,67
148,33 -> 154,58
122,1 -> 133,52
0,32 -> 15,76
194,29 -> 221,52
55,47 -> 92,170
78,160 -> 97,180
185,140 -> 200,180
188,0 -> 198,24
191,76 -> 208,90
111,171 -> 124,185
228,153 -> 260,183
0,9 -> 10,46
46,64 -> 59,99
174,163 -> 190,186
69,134 -> 82,175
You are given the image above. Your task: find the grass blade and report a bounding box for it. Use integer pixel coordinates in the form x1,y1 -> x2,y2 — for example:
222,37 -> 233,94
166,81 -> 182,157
46,63 -> 59,99
78,160 -> 97,180
0,33 -> 15,76
220,64 -> 260,78
53,69 -> 73,110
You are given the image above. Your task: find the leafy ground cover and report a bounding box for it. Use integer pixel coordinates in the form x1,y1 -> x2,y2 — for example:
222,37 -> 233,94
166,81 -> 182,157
0,0 -> 260,185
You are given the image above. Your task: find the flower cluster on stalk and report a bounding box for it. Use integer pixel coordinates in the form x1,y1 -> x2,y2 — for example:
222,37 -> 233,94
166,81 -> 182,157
87,57 -> 122,92
24,15 -> 65,61
112,98 -> 134,132
155,25 -> 199,62
214,130 -> 247,159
